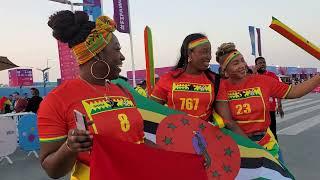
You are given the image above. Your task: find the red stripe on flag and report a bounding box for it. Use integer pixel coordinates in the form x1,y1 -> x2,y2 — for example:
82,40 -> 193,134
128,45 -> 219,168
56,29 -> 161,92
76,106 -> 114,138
270,24 -> 320,60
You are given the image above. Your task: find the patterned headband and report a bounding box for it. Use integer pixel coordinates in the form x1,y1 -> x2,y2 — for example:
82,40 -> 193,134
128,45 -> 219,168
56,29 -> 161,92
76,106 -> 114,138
72,16 -> 116,65
188,37 -> 210,49
221,51 -> 241,71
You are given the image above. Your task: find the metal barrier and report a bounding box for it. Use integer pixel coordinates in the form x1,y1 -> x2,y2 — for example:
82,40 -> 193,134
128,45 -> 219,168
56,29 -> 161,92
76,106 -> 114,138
0,112 -> 39,164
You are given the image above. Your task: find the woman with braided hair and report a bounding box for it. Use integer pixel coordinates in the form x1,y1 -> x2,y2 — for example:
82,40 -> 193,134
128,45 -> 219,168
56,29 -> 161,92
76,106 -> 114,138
38,10 -> 145,179
215,42 -> 320,158
150,33 -> 245,136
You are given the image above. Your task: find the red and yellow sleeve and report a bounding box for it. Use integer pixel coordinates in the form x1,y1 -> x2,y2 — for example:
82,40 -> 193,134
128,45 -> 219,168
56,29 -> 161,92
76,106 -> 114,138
37,94 -> 68,143
267,76 -> 292,99
216,80 -> 228,102
151,74 -> 170,102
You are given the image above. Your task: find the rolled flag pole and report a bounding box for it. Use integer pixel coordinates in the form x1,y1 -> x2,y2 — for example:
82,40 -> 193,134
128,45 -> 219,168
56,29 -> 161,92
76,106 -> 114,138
270,16 -> 320,60
248,26 -> 256,57
256,28 -> 262,56
144,26 -> 155,96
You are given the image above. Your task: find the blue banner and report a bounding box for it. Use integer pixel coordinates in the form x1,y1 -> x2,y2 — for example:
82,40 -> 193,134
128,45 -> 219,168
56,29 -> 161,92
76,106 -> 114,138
83,0 -> 102,21
209,64 -> 220,74
249,26 -> 256,56
18,114 -> 40,151
287,67 -> 299,75
266,66 -> 277,74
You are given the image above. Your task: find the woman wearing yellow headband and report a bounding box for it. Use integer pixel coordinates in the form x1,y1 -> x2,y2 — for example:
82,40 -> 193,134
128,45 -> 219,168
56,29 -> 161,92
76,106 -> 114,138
150,33 -> 245,136
215,42 -> 320,159
37,11 -> 145,179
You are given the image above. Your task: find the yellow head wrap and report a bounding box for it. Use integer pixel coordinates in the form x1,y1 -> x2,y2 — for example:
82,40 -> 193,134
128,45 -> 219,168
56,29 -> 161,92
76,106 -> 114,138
72,16 -> 116,64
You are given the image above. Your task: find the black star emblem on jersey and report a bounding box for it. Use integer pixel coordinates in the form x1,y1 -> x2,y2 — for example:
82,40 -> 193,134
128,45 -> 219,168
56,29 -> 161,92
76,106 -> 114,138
188,84 -> 195,91
181,119 -> 190,126
211,170 -> 220,177
110,100 -> 117,108
224,147 -> 233,157
223,164 -> 232,173
199,123 -> 206,131
162,136 -> 173,145
167,123 -> 177,131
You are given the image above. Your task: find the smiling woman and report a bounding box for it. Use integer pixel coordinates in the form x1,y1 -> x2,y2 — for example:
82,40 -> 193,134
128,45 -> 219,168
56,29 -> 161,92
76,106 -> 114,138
215,42 -> 320,160
37,10 -> 146,180
150,33 -> 246,137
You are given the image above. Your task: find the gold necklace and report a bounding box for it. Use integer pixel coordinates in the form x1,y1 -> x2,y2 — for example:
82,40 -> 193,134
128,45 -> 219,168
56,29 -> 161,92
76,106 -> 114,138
79,77 -> 114,106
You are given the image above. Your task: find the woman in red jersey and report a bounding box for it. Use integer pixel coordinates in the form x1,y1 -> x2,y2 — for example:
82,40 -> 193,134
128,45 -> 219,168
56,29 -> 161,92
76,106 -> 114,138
215,42 -> 320,158
38,11 -> 145,179
150,33 -> 245,136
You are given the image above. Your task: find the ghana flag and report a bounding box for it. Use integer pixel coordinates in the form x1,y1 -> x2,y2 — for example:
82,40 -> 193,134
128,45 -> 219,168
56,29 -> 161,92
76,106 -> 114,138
270,16 -> 320,60
112,78 -> 295,180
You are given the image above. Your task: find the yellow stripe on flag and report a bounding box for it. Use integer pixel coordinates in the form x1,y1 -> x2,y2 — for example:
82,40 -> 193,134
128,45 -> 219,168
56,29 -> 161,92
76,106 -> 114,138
138,108 -> 166,124
238,145 -> 281,166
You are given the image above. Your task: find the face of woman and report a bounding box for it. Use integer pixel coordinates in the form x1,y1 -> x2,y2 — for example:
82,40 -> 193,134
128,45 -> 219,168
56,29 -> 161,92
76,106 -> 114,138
96,34 -> 125,80
225,54 -> 247,80
188,42 -> 212,71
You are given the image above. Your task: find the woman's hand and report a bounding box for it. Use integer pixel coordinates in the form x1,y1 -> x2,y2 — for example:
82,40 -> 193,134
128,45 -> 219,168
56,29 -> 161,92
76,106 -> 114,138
65,129 -> 93,152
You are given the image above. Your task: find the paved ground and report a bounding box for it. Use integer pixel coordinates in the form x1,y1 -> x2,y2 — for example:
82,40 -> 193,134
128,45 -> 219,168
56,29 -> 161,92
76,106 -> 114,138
278,93 -> 320,179
1,93 -> 320,179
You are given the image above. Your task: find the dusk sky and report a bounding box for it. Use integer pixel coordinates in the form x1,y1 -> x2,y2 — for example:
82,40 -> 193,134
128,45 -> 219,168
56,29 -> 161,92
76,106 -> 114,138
0,0 -> 319,84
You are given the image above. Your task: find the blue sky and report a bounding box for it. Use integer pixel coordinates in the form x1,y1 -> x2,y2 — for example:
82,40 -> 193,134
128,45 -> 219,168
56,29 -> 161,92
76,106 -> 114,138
0,0 -> 319,84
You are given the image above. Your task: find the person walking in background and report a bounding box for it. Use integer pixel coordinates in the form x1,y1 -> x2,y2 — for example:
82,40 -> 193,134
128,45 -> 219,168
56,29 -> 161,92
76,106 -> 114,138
26,88 -> 43,113
254,56 -> 284,140
12,92 -> 28,113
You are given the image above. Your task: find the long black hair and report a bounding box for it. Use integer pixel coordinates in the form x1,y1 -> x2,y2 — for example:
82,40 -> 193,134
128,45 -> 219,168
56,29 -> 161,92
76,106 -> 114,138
173,33 -> 217,82
174,33 -> 207,70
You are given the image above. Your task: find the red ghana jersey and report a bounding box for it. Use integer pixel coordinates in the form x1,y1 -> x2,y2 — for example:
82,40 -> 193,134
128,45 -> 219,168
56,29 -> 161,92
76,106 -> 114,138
151,70 -> 215,121
263,71 -> 281,111
37,79 -> 144,179
216,74 -> 291,134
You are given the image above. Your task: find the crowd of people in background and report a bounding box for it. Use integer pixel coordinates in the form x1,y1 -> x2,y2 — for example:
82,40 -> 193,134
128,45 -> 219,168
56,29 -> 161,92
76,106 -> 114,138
0,87 -> 43,114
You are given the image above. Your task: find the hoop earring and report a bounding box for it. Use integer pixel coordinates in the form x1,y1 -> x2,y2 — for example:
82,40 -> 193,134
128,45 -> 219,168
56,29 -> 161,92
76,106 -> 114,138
90,60 -> 110,80
188,57 -> 192,62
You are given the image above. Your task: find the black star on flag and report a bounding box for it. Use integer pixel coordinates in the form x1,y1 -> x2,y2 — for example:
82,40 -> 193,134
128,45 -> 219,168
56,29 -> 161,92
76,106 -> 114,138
216,135 -> 223,141
181,119 -> 190,126
223,164 -> 232,173
162,136 -> 173,145
167,123 -> 177,131
224,147 -> 233,157
211,170 -> 220,177
199,123 -> 206,131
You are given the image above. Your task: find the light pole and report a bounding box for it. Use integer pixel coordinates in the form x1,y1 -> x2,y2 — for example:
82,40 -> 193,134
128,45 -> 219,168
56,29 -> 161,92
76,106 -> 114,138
48,0 -> 94,12
36,67 -> 51,96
